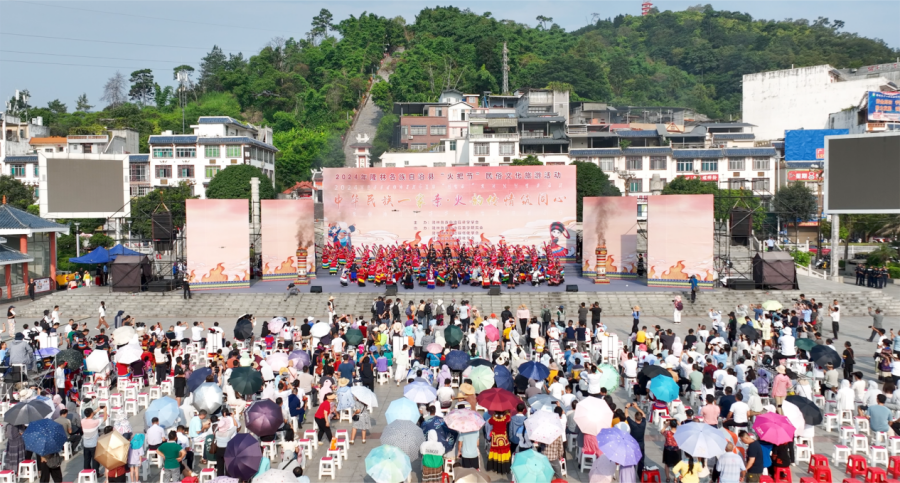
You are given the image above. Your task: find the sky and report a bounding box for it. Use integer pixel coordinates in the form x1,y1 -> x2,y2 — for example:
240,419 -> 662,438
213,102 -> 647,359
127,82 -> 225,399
1,0 -> 898,110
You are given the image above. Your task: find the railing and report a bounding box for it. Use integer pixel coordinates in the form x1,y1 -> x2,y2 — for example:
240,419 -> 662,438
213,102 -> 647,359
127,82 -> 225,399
520,132 -> 551,139
468,133 -> 518,140
796,263 -> 829,280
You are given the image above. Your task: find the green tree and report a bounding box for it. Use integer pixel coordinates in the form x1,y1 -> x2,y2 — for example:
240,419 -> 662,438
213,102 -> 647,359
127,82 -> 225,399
100,71 -> 127,108
867,244 -> 899,266
129,183 -> 196,239
572,161 -> 621,221
371,81 -> 393,112
370,114 -> 397,164
153,84 -> 175,111
47,99 -> 67,115
199,45 -> 227,93
309,9 -> 334,45
205,165 -> 277,200
773,183 -> 818,242
663,177 -> 766,231
511,155 -> 543,165
0,176 -> 35,210
128,69 -> 155,105
87,233 -> 114,249
75,93 -> 92,112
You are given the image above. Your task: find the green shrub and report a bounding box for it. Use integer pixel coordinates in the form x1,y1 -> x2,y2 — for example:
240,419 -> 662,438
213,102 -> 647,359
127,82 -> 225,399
790,250 -> 812,266
890,267 -> 900,279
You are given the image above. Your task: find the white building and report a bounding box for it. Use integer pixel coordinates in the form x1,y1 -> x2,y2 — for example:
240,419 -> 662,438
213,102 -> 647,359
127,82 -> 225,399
147,116 -> 277,198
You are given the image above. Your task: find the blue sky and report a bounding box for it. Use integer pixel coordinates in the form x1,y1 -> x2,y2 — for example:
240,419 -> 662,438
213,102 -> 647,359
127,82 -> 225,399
1,1 -> 898,110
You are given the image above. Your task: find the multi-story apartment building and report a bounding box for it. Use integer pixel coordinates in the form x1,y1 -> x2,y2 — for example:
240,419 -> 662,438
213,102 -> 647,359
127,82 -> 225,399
147,116 -> 277,198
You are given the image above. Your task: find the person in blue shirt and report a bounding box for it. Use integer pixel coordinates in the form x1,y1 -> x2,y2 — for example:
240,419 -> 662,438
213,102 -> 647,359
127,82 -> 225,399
288,388 -> 305,425
564,322 -> 576,344
689,275 -> 699,303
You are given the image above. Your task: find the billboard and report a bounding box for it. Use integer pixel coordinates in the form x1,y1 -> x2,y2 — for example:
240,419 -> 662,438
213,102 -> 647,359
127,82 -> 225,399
824,133 -> 900,214
868,91 -> 900,122
186,199 -> 249,290
38,154 -> 131,218
787,170 -> 822,182
784,130 -> 849,161
260,199 -> 316,281
582,197 -> 639,279
647,195 -> 715,288
323,166 -> 577,257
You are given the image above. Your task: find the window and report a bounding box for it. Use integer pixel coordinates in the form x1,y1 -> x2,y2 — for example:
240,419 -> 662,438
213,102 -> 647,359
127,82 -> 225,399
130,164 -> 147,182
57,147 -> 64,152
500,143 -> 515,155
677,160 -> 693,172
729,178 -> 746,190
44,148 -> 53,153
226,146 -> 242,157
33,165 -> 38,177
628,179 -> 643,192
752,178 -> 770,191
650,156 -> 667,170
83,144 -> 92,154
626,156 -> 642,170
728,157 -> 745,171
175,147 -> 196,158
153,147 -> 173,158
400,125 -> 408,138
205,166 -> 220,178
434,107 -> 443,117
474,143 -> 490,155
410,144 -> 427,151
701,160 -> 718,172
130,186 -> 152,197
449,141 -> 457,151
410,125 -> 427,136
10,164 -> 25,177
753,157 -> 770,170
205,146 -> 220,158
178,165 -> 195,178
155,165 -> 172,179
599,158 -> 615,172
430,125 -> 447,136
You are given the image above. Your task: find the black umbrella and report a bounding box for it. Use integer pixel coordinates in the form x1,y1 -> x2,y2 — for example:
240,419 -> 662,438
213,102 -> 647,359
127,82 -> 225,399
810,345 -> 841,368
56,349 -> 84,368
188,367 -> 212,393
785,395 -> 823,425
739,324 -> 759,341
229,366 -> 264,396
467,358 -> 492,369
5,400 -> 52,425
234,318 -> 253,341
641,365 -> 672,379
514,374 -> 530,393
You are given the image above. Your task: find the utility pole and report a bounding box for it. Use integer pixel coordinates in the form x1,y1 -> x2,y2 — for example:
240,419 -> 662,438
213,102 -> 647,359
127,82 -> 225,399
502,42 -> 509,94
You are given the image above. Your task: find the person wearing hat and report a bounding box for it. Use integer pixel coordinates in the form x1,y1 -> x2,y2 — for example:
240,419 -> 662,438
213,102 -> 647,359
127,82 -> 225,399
327,296 -> 336,323
771,366 -> 792,411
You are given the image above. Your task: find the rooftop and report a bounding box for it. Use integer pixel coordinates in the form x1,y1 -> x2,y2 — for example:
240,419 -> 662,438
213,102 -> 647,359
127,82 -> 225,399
0,203 -> 69,235
198,116 -> 256,131
0,244 -> 33,266
29,136 -> 67,145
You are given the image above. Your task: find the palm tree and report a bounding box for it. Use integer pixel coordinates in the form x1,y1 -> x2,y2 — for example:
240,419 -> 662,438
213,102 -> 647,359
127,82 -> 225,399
867,243 -> 898,266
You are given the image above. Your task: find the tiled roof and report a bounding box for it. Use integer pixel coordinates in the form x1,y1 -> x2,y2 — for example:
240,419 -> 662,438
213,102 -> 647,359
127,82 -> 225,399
198,116 -> 255,131
129,154 -> 149,162
623,147 -> 672,155
148,135 -> 198,144
615,130 -> 659,138
518,116 -> 566,123
569,148 -> 623,156
712,133 -> 756,140
519,138 -> 569,145
0,204 -> 69,234
29,136 -> 67,145
723,148 -> 777,156
673,149 -> 724,159
197,137 -> 278,151
3,156 -> 38,163
772,141 -> 785,149
0,244 -> 33,265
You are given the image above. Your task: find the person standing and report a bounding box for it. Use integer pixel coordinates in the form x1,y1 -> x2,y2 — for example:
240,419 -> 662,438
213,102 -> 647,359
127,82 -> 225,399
81,407 -> 106,474
673,296 -> 683,324
27,280 -> 35,301
577,303 -> 588,328
97,301 -> 109,330
213,418 -> 235,477
486,410 -> 512,475
314,393 -> 336,446
5,306 -> 15,337
420,430 -> 445,483
741,431 -> 764,483
689,275 -> 699,303
327,297 -> 335,322
868,307 -> 885,342
182,279 -> 191,300
458,430 -> 480,470
716,443 -> 746,483
156,431 -> 186,483
830,300 -> 841,339
625,402 -> 647,479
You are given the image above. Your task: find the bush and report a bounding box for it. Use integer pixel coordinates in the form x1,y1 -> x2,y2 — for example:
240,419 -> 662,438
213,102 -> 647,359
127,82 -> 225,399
790,250 -> 812,266
839,260 -> 846,269
890,267 -> 900,279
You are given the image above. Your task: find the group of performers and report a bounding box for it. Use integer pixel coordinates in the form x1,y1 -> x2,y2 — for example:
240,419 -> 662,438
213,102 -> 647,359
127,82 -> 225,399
321,242 -> 565,290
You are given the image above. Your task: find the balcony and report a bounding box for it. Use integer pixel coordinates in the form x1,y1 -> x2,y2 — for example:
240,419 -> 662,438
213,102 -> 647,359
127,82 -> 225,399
468,133 -> 519,140
520,132 -> 552,139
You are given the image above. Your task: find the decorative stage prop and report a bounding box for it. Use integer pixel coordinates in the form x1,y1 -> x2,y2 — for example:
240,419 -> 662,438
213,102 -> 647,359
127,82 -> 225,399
581,197 -> 639,281
322,166 -> 577,258
260,200 -> 316,283
647,194 -> 715,288
186,199 -> 250,290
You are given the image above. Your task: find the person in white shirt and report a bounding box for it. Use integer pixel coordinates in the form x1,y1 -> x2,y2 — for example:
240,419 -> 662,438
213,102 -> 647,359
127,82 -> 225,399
697,325 -> 710,344
622,354 -> 638,379
548,376 -> 566,400
436,380 -> 455,409
778,329 -> 797,357
50,306 -> 60,325
527,320 -> 540,349
713,364 -> 727,389
191,322 -> 205,348
560,385 -> 577,411
724,392 -> 750,429
55,363 -> 66,393
585,365 -> 603,396
146,418 -> 167,450
722,368 -> 738,391
331,335 -> 345,355
96,301 -> 108,330
174,322 -> 186,341
37,329 -> 50,350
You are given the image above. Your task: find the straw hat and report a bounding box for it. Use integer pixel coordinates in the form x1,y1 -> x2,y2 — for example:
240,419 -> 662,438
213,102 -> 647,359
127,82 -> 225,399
338,378 -> 350,387
326,393 -> 336,400
459,383 -> 475,395
776,366 -> 785,374
329,296 -> 335,301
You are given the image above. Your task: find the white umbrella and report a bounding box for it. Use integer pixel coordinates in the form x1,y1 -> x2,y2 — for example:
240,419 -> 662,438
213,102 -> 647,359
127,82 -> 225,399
674,421 -> 729,458
115,344 -> 142,365
86,350 -> 110,373
781,401 -> 806,431
403,382 -> 437,404
268,317 -> 285,333
310,323 -> 331,338
193,383 -> 224,414
350,386 -> 379,408
524,410 -> 564,445
574,396 -> 613,435
253,469 -> 296,483
112,326 -> 136,346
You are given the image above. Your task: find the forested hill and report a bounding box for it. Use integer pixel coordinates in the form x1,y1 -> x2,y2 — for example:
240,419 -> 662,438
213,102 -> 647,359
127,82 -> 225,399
21,6 -> 898,190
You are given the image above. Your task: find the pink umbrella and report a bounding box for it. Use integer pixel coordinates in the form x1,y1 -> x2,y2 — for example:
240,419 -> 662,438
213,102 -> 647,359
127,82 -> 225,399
266,353 -> 289,371
483,325 -> 499,342
268,317 -> 285,333
752,412 -> 795,445
426,343 -> 443,354
574,397 -> 613,435
444,409 -> 485,433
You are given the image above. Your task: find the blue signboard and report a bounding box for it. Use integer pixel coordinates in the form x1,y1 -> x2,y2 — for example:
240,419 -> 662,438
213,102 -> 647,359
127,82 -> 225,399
868,91 -> 900,122
784,129 -> 849,161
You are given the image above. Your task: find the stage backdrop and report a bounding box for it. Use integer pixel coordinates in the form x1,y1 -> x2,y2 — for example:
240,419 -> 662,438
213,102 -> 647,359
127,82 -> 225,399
186,199 -> 250,290
323,166 -> 577,258
647,194 -> 715,288
261,199 -> 316,281
582,197 -> 639,279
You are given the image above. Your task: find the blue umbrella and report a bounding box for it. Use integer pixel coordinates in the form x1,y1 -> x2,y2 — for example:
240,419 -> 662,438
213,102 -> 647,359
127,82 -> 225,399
187,367 -> 212,393
385,398 -> 421,424
527,394 -> 560,412
403,382 -> 437,404
466,358 -> 491,369
511,449 -> 554,483
421,415 -> 458,453
518,361 -> 550,381
36,348 -> 59,358
145,396 -> 181,428
445,350 -> 469,371
596,427 -> 642,465
23,419 -> 67,456
650,375 -> 679,402
493,365 -> 514,392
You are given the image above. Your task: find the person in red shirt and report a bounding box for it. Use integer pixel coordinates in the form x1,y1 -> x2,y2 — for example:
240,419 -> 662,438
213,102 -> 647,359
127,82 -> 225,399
314,393 -> 336,445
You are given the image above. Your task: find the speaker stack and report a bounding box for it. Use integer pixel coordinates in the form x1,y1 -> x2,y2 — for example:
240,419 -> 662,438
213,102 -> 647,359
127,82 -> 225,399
730,208 -> 752,246
152,212 -> 174,251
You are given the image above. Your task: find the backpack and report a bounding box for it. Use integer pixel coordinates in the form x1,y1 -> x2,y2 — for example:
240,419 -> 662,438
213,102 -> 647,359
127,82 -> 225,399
405,306 -> 413,317
44,453 -> 62,469
675,301 -> 684,311
447,304 -> 456,317
541,309 -> 551,324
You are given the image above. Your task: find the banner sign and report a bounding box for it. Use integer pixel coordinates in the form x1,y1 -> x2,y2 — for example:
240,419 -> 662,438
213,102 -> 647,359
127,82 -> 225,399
788,170 -> 822,182
679,174 -> 719,181
868,91 -> 900,122
647,194 -> 715,289
186,199 -> 249,290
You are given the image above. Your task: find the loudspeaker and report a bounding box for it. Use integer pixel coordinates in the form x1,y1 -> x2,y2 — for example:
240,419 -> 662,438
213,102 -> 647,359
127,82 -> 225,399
566,285 -> 579,292
730,208 -> 752,238
728,278 -> 756,291
385,286 -> 398,296
310,286 -> 322,293
151,213 -> 173,241
488,287 -> 501,296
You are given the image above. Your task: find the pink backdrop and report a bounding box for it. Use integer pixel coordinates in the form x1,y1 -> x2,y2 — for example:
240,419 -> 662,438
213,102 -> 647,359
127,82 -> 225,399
582,197 -> 639,279
186,199 -> 249,289
261,199 -> 316,281
323,166 -> 577,257
647,194 -> 714,288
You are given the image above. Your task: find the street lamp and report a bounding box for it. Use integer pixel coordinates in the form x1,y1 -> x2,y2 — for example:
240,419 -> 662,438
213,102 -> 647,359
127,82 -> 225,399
74,222 -> 81,257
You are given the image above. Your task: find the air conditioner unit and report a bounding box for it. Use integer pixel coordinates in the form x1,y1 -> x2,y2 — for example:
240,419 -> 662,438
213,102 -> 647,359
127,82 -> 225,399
503,157 -> 511,162
478,157 -> 486,162
160,179 -> 168,185
231,159 -> 238,164
408,136 -> 414,140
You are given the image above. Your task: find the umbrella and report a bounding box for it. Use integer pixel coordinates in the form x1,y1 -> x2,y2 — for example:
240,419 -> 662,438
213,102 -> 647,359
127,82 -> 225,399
469,366 -> 494,393
112,326 -> 136,346
95,430 -> 129,469
753,412 -> 796,445
403,382 -> 437,404
511,449 -> 554,483
781,400 -> 806,432
596,363 -> 620,392
187,367 -> 212,392
350,386 -> 378,408
336,386 -> 355,411
444,409 -> 485,433
268,317 -> 285,333
785,395 -> 823,425
477,388 -> 520,412
445,350 -> 469,371
761,300 -> 783,311
810,345 -> 841,368
493,365 -> 514,393
525,410 -> 564,444
246,400 -> 284,437
467,358 -> 491,369
518,361 -> 550,381
23,420 -> 66,456
385,398 -> 421,424
193,383 -> 224,414
345,328 -> 364,346
421,415 -> 458,453
254,469 -> 296,483
310,322 -> 331,338
266,353 -> 289,372
641,365 -> 671,379
56,349 -> 83,367
85,350 -> 110,373
444,325 -> 464,348
674,422 -> 729,458
739,324 -> 759,341
145,397 -> 181,428
483,325 -> 499,342
225,434 -> 263,480
229,366 -> 264,396
36,348 -> 59,358
365,445 -> 412,483
456,468 -> 492,483
589,454 -> 618,483
795,338 -> 817,352
211,478 -> 238,483
596,427 -> 642,465
527,394 -> 560,412
4,400 -> 51,425
234,318 -> 253,341
114,344 -> 141,364
381,420 -> 426,461
288,350 -> 310,369
574,397 -> 613,435
426,343 -> 443,354
650,375 -> 679,402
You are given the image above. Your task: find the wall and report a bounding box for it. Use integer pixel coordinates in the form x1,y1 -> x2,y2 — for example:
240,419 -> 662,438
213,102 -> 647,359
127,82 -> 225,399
398,116 -> 449,149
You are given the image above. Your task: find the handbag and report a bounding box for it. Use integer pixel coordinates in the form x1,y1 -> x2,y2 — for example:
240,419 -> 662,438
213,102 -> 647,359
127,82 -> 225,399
210,440 -> 218,454
352,414 -> 359,421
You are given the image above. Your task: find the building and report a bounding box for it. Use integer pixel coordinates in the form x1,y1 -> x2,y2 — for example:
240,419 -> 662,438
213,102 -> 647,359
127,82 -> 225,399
0,201 -> 68,300
349,133 -> 373,168
828,91 -> 900,135
147,116 -> 277,198
1,113 -> 49,164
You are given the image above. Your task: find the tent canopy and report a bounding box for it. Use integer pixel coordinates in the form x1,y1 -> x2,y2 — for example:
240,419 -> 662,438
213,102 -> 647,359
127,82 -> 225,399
68,244 -> 142,264
110,255 -> 151,293
752,252 -> 797,290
